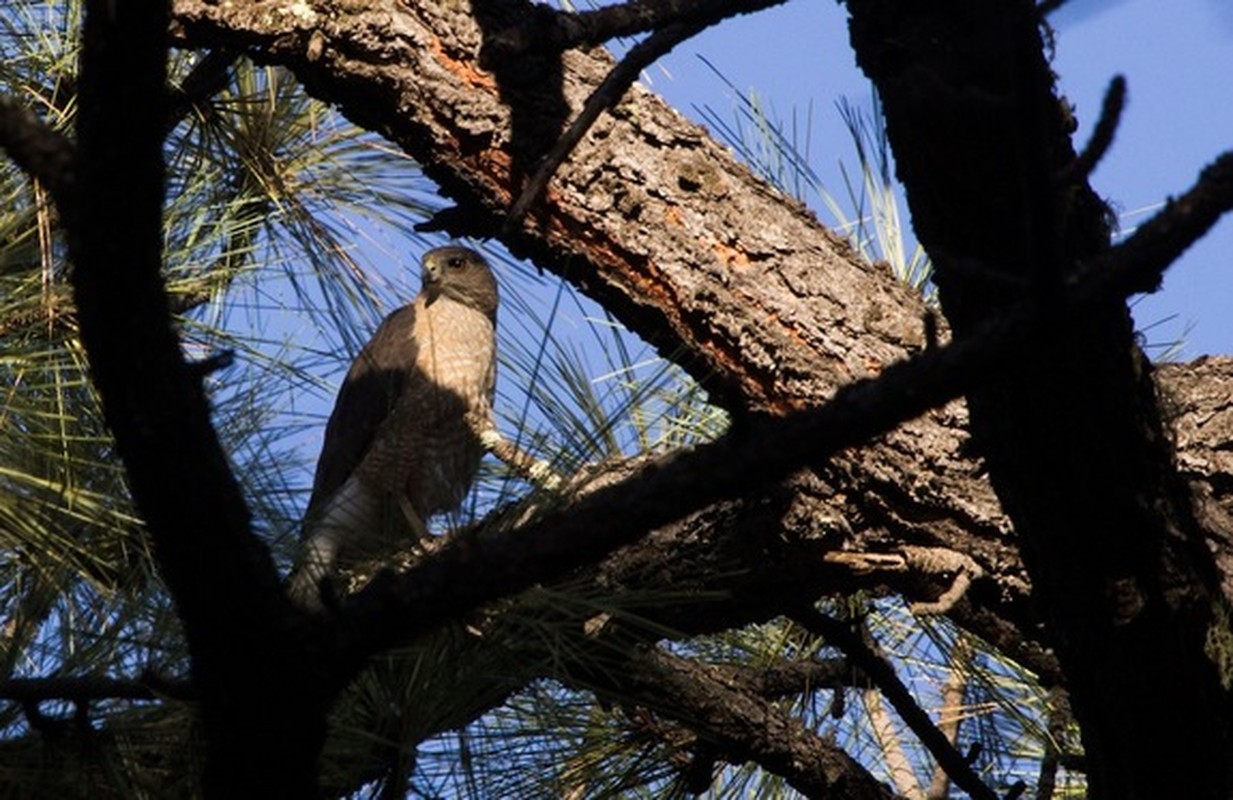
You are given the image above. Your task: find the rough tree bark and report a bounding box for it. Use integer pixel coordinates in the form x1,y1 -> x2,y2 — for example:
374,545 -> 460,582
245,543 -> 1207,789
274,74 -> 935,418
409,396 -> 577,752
165,0 -> 1233,795
167,1 -> 1233,623
5,0 -> 1230,795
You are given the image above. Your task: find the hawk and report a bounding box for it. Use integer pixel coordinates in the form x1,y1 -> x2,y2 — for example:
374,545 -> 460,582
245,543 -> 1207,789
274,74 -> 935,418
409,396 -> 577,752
288,245 -> 498,608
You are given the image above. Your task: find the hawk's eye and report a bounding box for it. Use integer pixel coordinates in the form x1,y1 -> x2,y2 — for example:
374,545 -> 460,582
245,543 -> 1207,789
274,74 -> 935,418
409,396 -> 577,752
447,256 -> 466,270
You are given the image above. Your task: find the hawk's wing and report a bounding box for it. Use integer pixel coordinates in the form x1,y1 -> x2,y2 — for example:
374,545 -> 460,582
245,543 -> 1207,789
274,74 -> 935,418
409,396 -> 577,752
304,303 -> 419,528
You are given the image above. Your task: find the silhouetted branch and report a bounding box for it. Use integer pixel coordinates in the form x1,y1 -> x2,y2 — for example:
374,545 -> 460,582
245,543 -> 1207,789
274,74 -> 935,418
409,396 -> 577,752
1055,75 -> 1126,187
603,646 -> 895,799
1088,150 -> 1233,296
0,98 -> 75,206
483,0 -> 787,58
0,675 -> 193,703
792,608 -> 1000,800
67,2 -> 328,795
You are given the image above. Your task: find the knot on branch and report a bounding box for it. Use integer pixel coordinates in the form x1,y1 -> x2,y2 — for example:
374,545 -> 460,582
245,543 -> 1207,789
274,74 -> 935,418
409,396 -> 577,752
823,545 -> 984,614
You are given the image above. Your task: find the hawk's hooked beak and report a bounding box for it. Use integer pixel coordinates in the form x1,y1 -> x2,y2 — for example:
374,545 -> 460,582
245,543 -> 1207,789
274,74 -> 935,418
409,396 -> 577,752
422,258 -> 444,303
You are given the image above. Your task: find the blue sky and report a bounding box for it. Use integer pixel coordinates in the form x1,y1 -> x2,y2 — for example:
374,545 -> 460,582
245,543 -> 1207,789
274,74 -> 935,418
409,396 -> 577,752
192,0 -> 1233,525
643,0 -> 1233,358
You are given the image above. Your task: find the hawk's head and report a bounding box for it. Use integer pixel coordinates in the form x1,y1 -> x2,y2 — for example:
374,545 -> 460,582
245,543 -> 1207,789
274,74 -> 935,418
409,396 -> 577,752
421,246 -> 498,320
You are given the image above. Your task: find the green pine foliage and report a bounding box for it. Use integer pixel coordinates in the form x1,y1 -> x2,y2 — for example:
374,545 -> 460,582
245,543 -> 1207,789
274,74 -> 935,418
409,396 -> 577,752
0,3 -> 1085,798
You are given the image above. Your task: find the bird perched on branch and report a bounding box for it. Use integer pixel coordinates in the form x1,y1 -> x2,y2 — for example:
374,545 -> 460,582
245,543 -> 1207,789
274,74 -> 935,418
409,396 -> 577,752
287,245 -> 498,609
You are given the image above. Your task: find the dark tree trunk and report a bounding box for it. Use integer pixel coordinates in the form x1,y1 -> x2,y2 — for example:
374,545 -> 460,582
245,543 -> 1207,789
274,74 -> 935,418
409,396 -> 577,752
847,1 -> 1233,796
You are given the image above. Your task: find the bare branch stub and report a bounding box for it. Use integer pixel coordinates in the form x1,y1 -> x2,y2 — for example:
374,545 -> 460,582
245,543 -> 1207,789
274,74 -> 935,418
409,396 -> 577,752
824,545 -> 984,614
1054,74 -> 1127,188
1090,150 -> 1233,297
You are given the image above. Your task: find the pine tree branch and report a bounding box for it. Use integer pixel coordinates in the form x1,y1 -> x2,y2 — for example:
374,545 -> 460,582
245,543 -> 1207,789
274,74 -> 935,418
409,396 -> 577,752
1054,75 -> 1126,188
341,149 -> 1233,653
63,3 -> 332,795
599,646 -> 896,799
792,608 -> 999,800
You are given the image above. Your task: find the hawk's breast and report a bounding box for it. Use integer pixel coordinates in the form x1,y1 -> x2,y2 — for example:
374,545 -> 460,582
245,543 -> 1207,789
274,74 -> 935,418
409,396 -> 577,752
356,294 -> 496,520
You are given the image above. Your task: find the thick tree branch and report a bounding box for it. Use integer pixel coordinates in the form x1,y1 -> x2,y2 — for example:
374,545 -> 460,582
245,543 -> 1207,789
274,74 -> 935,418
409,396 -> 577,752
338,173 -> 1221,658
61,3 -> 335,796
598,646 -> 897,799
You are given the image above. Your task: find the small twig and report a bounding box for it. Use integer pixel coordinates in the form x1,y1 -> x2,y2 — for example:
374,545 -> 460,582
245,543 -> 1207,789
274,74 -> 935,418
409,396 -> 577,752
504,21 -> 704,232
822,545 -> 983,614
792,608 -> 1000,800
902,545 -> 983,614
1084,150 -> 1233,297
1055,75 -> 1126,187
